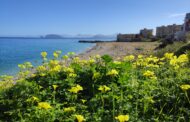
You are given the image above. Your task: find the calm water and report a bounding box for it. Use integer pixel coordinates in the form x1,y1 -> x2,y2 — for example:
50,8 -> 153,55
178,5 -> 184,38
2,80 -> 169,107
0,38 -> 107,75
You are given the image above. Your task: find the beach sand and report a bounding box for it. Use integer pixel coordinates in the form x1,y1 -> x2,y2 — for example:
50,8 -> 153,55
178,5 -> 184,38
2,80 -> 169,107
78,42 -> 159,59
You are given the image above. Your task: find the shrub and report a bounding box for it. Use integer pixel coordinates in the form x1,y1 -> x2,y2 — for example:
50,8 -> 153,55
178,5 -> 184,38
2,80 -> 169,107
0,52 -> 190,121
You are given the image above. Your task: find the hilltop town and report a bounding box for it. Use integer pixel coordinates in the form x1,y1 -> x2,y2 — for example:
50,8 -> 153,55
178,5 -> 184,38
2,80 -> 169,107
117,13 -> 190,42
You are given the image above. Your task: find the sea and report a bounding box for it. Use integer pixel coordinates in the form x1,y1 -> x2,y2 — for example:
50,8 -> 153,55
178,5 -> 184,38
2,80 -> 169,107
0,38 -> 113,76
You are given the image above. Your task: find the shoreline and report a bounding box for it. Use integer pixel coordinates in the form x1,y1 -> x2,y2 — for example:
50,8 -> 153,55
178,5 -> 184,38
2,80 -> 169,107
2,41 -> 159,78
78,42 -> 159,59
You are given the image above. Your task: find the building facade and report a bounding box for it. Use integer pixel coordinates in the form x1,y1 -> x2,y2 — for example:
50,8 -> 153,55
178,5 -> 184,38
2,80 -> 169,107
117,34 -> 141,42
156,24 -> 182,38
140,28 -> 153,38
184,13 -> 190,32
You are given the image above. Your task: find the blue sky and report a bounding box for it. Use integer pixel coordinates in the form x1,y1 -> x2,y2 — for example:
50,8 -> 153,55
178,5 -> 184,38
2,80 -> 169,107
0,0 -> 190,36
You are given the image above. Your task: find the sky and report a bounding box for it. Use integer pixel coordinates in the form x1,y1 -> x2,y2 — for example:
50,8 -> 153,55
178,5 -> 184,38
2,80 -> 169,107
0,0 -> 190,36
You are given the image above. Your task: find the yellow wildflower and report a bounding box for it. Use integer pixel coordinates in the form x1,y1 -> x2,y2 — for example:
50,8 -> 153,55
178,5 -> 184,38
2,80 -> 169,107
89,59 -> 95,64
169,56 -> 178,66
38,102 -> 52,109
180,84 -> 190,91
53,50 -> 62,58
98,85 -> 111,93
68,73 -> 77,78
93,72 -> 100,79
25,62 -> 33,68
143,70 -> 154,77
68,84 -> 83,93
26,96 -> 40,103
164,53 -> 174,59
41,52 -> 47,58
138,55 -> 143,59
32,96 -> 39,102
49,60 -> 59,67
68,52 -> 75,56
73,57 -> 80,62
178,54 -> 188,63
52,85 -> 58,90
113,61 -> 121,65
53,52 -> 59,58
124,55 -> 135,61
107,69 -> 118,76
115,114 -> 129,122
37,65 -> 46,72
62,55 -> 69,60
64,67 -> 74,73
50,65 -> 61,72
81,99 -> 87,103
31,74 -> 36,77
63,107 -> 76,112
40,73 -> 46,77
75,115 -> 85,122
18,64 -> 26,69
95,54 -> 101,59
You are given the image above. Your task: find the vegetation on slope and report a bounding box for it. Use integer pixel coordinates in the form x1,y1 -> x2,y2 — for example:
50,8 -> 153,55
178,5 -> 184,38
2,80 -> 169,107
0,51 -> 190,122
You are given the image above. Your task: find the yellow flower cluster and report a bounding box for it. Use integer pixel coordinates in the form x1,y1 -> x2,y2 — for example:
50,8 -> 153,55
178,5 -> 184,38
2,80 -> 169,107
95,54 -> 101,59
50,65 -> 61,72
41,52 -> 47,58
180,84 -> 190,91
123,55 -> 135,61
68,84 -> 83,93
88,59 -> 95,64
75,115 -> 85,122
98,85 -> 111,93
73,57 -> 80,63
38,102 -> 52,109
63,107 -> 76,112
107,69 -> 118,76
164,53 -> 174,59
63,67 -> 74,73
93,72 -> 100,79
53,50 -> 62,58
143,70 -> 157,79
52,85 -> 58,90
49,60 -> 59,68
37,65 -> 46,72
115,114 -> 129,122
68,73 -> 77,78
133,55 -> 161,68
62,55 -> 69,60
169,54 -> 188,69
113,61 -> 122,65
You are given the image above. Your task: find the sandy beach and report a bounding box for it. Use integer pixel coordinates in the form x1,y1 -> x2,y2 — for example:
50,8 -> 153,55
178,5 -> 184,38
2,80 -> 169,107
79,42 -> 159,59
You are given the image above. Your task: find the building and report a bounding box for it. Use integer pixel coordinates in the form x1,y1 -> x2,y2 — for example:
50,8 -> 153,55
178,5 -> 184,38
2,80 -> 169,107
156,24 -> 182,38
183,13 -> 190,32
140,28 -> 153,38
117,34 -> 141,42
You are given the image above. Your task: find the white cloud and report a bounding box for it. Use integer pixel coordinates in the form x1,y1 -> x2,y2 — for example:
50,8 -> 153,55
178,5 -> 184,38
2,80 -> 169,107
168,13 -> 186,18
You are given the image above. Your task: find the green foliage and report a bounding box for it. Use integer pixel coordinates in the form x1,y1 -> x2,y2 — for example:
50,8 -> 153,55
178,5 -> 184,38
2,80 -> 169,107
101,54 -> 113,63
155,42 -> 187,57
175,43 -> 190,56
0,52 -> 190,122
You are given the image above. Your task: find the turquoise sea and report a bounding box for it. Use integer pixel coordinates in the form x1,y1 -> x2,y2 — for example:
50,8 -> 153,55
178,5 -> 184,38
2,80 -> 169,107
0,38 -> 112,76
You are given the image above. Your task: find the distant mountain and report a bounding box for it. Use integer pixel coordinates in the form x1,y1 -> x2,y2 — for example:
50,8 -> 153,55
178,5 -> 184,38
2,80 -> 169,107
44,34 -> 64,39
0,34 -> 116,39
74,34 -> 116,39
92,34 -> 116,39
